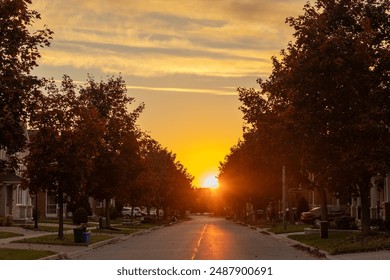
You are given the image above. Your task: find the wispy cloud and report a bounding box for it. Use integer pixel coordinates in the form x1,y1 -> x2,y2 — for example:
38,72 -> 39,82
33,0 -> 306,79
126,85 -> 236,96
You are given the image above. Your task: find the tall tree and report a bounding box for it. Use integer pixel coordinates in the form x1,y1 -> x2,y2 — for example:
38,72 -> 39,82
80,75 -> 144,227
239,0 -> 390,234
0,0 -> 52,160
24,76 -> 105,238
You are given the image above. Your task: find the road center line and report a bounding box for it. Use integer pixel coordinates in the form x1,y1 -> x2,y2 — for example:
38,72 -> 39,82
191,223 -> 208,260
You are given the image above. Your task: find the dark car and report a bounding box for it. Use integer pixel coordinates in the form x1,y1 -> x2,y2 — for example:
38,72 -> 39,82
300,206 -> 349,227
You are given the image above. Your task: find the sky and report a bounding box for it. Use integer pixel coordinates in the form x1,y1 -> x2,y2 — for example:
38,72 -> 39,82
30,0 -> 308,188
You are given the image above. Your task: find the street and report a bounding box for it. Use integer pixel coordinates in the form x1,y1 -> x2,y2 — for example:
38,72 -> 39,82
73,215 -> 319,260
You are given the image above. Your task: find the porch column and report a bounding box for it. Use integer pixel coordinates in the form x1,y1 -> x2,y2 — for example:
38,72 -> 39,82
370,184 -> 379,219
350,196 -> 357,219
384,175 -> 390,221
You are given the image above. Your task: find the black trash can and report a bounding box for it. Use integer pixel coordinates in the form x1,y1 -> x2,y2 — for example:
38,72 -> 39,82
320,221 -> 329,239
73,228 -> 84,243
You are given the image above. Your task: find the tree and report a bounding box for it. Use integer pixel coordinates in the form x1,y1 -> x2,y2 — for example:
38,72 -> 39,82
24,76 -> 105,238
137,137 -> 194,219
218,134 -> 283,221
115,130 -> 145,222
239,0 -> 390,235
0,0 -> 52,160
80,75 -> 144,227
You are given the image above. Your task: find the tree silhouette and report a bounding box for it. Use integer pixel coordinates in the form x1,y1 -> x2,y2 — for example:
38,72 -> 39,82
0,0 -> 52,160
24,76 -> 105,238
238,0 -> 390,234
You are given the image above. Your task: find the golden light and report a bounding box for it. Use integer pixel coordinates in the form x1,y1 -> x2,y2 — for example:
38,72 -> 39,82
202,174 -> 219,189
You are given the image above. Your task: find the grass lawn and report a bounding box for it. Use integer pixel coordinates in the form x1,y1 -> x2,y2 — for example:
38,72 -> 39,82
267,224 -> 309,234
0,232 -> 24,239
289,231 -> 390,255
13,233 -> 115,246
22,224 -> 74,232
0,248 -> 56,260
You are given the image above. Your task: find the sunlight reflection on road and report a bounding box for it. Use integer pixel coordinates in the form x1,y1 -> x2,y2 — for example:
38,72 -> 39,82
191,223 -> 208,260
191,219 -> 236,260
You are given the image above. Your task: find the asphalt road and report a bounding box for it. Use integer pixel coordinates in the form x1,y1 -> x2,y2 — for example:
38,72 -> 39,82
73,215 -> 318,260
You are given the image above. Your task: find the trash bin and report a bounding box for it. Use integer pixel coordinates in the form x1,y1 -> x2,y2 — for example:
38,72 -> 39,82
320,221 -> 329,239
82,232 -> 91,243
99,217 -> 106,229
73,228 -> 84,243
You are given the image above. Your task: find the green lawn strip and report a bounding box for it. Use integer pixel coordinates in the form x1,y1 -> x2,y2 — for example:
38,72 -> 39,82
13,233 -> 115,246
267,224 -> 308,234
0,231 -> 24,239
0,248 -> 56,260
35,219 -> 75,225
21,224 -> 74,232
289,231 -> 390,255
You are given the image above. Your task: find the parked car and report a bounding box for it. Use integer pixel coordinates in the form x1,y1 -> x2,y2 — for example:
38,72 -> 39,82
121,207 -> 146,218
300,206 -> 350,227
149,207 -> 163,217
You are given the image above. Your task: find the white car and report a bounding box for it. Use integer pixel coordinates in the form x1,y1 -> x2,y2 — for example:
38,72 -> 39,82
121,207 -> 146,218
149,207 -> 164,216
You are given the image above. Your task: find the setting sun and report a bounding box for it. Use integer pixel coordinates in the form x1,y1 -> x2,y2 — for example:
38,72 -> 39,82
202,174 -> 219,189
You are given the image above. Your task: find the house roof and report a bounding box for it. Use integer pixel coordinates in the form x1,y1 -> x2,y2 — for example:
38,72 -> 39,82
0,173 -> 21,184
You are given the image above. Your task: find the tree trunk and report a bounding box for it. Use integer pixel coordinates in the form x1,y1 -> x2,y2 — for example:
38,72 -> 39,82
359,178 -> 372,236
105,197 -> 111,228
57,187 -> 64,240
34,193 -> 39,229
319,185 -> 328,239
320,186 -> 328,221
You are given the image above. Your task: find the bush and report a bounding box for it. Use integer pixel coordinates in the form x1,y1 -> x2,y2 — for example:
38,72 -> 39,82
5,216 -> 13,226
334,216 -> 356,230
0,216 -> 13,226
370,218 -> 390,231
72,207 -> 89,225
0,216 -> 5,226
68,196 -> 93,216
141,216 -> 157,224
110,206 -> 118,220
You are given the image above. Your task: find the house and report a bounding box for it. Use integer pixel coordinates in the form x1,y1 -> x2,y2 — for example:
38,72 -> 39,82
349,175 -> 390,222
0,145 -> 34,223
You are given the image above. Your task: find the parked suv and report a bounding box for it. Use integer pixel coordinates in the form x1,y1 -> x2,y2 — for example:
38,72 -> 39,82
300,206 -> 349,227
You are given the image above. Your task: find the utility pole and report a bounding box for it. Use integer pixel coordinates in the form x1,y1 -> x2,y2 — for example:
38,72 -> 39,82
282,165 -> 287,230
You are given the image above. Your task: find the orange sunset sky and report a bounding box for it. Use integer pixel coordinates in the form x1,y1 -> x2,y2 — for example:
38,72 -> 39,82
30,0 -> 308,188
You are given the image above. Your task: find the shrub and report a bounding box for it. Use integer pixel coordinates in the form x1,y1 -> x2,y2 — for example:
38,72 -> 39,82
68,196 -> 93,216
0,216 -> 5,226
5,216 -> 13,226
72,207 -> 89,225
370,218 -> 390,231
334,216 -> 356,229
110,206 -> 118,220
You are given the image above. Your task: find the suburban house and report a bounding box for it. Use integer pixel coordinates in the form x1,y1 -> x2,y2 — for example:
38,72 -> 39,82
294,174 -> 390,224
0,143 -> 34,223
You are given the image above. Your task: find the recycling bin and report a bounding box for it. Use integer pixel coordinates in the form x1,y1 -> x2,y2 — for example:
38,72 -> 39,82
82,232 -> 91,243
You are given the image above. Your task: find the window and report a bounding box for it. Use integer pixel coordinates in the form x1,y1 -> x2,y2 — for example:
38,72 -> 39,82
96,200 -> 103,208
46,191 -> 57,215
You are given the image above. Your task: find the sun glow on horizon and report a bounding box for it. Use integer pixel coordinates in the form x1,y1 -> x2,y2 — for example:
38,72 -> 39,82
201,174 -> 219,189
